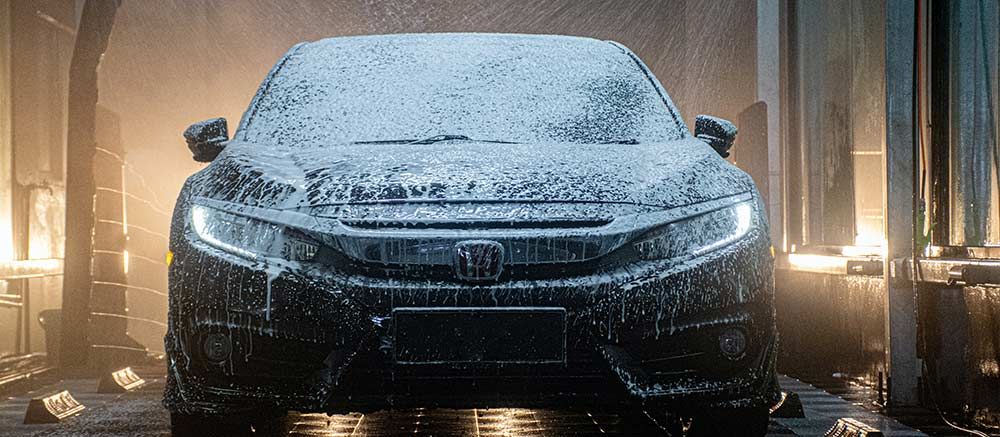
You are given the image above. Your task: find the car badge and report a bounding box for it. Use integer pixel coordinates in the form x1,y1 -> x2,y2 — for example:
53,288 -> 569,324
453,240 -> 505,282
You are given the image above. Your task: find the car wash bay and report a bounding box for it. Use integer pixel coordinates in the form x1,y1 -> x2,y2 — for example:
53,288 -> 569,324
0,0 -> 998,435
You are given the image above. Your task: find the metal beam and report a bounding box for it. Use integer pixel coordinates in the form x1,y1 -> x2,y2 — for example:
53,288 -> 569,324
777,253 -> 884,276
782,0 -> 803,251
883,0 -> 920,407
898,257 -> 1000,287
0,259 -> 63,281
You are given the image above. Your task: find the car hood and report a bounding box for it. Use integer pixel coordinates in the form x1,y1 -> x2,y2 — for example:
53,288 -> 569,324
186,138 -> 753,213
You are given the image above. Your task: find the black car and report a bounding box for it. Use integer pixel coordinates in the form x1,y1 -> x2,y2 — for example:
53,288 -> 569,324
165,33 -> 778,435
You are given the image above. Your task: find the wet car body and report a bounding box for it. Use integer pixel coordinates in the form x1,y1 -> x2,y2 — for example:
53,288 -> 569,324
164,33 -> 779,428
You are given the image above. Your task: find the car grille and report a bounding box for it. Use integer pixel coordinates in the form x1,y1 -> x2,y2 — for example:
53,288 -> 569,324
315,213 -> 640,282
316,244 -> 637,282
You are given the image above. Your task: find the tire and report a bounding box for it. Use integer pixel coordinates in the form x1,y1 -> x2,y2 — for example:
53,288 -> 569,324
687,406 -> 770,437
170,410 -> 289,437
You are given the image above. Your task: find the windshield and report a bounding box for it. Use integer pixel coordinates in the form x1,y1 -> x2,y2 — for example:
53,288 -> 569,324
240,34 -> 686,147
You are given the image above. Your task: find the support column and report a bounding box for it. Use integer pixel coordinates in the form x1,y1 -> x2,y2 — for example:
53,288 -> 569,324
884,0 -> 920,407
757,0 -> 783,244
61,0 -> 119,372
0,0 -> 11,355
0,0 -> 12,265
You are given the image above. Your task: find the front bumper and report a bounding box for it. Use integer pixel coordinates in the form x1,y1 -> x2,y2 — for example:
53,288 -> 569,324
164,227 -> 778,415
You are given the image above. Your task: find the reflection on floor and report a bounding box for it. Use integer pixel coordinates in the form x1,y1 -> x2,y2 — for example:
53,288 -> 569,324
286,407 -> 792,436
287,408 -> 662,436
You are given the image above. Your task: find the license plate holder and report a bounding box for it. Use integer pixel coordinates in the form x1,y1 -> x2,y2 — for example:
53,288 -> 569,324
392,307 -> 567,364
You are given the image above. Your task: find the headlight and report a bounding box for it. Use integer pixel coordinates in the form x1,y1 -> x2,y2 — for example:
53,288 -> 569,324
190,204 -> 319,261
632,201 -> 753,260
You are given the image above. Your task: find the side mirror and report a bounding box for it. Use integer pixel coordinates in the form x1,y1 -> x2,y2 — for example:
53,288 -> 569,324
183,117 -> 229,162
694,115 -> 737,158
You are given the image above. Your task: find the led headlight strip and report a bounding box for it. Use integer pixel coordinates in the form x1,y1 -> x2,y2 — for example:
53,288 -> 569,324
190,204 -> 318,262
632,201 -> 753,260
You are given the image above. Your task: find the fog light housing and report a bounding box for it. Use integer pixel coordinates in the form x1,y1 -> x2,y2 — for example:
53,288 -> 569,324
202,333 -> 232,363
718,328 -> 747,360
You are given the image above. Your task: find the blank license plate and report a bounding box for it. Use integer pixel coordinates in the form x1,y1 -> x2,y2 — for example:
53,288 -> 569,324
393,307 -> 566,364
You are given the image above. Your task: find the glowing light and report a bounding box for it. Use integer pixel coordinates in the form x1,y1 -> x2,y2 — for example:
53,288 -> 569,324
842,223 -> 887,257
691,201 -> 754,256
980,359 -> 1000,377
787,253 -> 845,271
123,250 -> 130,274
854,225 -> 886,249
0,216 -> 12,262
840,245 -> 887,257
121,164 -> 128,235
190,204 -> 257,259
635,200 -> 755,260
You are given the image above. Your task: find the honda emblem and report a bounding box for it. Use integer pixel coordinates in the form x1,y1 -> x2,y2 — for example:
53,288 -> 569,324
453,240 -> 505,282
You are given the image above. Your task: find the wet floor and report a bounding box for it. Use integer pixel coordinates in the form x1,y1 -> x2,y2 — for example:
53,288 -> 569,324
285,408 -> 670,436
0,366 -> 935,436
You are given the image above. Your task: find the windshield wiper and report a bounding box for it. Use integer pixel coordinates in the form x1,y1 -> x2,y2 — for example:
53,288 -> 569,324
352,135 -> 520,145
351,139 -> 416,145
596,138 -> 640,145
409,134 -> 471,144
